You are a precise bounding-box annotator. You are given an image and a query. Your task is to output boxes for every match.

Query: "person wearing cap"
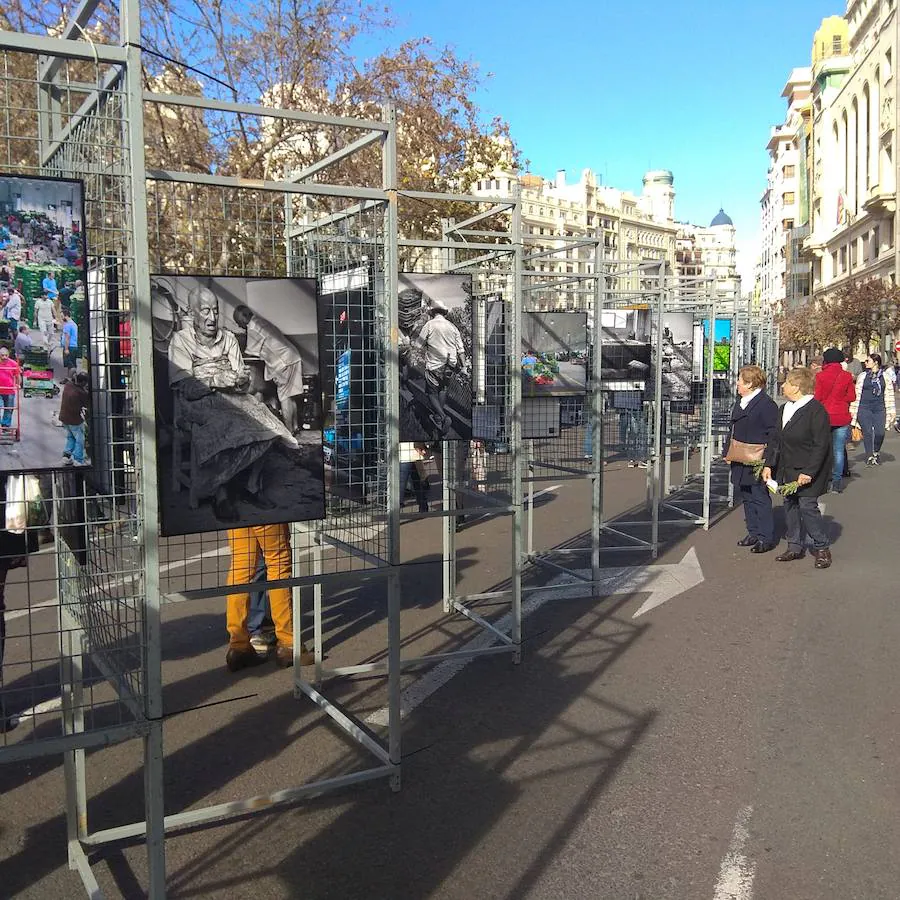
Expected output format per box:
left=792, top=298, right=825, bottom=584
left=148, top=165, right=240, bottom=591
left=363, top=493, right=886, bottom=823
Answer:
left=417, top=300, right=467, bottom=437
left=814, top=347, right=856, bottom=493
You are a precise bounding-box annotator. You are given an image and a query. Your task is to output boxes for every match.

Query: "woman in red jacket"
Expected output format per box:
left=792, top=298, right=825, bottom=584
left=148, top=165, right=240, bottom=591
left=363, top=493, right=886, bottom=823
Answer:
left=814, top=347, right=856, bottom=493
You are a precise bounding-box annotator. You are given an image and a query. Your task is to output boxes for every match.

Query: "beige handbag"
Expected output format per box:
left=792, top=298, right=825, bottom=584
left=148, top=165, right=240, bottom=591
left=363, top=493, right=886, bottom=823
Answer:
left=724, top=438, right=766, bottom=465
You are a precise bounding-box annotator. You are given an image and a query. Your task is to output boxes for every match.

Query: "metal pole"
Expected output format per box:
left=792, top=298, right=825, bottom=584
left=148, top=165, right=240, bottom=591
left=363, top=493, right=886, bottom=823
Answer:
left=511, top=185, right=523, bottom=663
left=650, top=263, right=665, bottom=558
left=590, top=240, right=603, bottom=594
left=703, top=287, right=717, bottom=529
left=382, top=103, right=402, bottom=783
left=121, top=0, right=166, bottom=892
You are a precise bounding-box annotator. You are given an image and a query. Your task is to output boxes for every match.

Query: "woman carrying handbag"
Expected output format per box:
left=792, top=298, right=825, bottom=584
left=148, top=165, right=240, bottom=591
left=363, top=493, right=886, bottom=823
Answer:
left=725, top=365, right=779, bottom=553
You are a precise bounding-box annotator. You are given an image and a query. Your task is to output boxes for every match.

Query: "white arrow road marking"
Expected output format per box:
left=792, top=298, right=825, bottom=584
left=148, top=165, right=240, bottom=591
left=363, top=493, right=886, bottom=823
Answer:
left=629, top=547, right=705, bottom=618
left=366, top=548, right=704, bottom=726
left=712, top=805, right=757, bottom=900
left=526, top=484, right=562, bottom=504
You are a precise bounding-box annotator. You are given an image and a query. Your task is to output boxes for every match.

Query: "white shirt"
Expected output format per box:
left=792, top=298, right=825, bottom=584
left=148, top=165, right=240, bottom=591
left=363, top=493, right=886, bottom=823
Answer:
left=739, top=388, right=761, bottom=410
left=417, top=314, right=465, bottom=371
left=782, top=394, right=814, bottom=426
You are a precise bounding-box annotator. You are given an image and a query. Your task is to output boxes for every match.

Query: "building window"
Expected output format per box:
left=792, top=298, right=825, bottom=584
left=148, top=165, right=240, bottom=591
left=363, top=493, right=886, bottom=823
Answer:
left=887, top=49, right=893, bottom=82
left=783, top=164, right=796, bottom=178
left=833, top=35, right=843, bottom=54
left=783, top=191, right=795, bottom=205
left=872, top=226, right=881, bottom=257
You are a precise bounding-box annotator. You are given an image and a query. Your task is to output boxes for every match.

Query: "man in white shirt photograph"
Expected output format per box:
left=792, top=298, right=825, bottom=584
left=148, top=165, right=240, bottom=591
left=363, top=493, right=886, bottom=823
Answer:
left=396, top=274, right=473, bottom=442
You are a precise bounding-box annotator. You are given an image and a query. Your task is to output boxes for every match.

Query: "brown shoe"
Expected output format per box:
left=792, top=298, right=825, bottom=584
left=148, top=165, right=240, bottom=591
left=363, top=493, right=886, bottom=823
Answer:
left=275, top=642, right=315, bottom=668
left=226, top=646, right=265, bottom=672
left=775, top=550, right=804, bottom=562
left=814, top=548, right=832, bottom=569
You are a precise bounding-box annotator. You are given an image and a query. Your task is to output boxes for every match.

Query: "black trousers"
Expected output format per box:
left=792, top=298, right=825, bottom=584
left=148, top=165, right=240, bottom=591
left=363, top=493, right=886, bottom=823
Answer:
left=784, top=495, right=829, bottom=552
left=739, top=482, right=775, bottom=544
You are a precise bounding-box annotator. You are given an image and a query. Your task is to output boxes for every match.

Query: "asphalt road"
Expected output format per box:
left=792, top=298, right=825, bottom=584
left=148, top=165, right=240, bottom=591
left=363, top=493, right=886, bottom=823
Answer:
left=2, top=433, right=900, bottom=898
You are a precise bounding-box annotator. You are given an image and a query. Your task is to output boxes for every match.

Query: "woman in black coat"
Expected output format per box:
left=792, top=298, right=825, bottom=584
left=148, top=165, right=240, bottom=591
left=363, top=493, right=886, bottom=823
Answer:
left=762, top=366, right=834, bottom=570
left=728, top=365, right=779, bottom=552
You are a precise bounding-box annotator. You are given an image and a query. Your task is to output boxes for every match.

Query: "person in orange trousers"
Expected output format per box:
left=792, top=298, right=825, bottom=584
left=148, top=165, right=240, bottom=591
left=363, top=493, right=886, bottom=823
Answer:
left=225, top=524, right=313, bottom=671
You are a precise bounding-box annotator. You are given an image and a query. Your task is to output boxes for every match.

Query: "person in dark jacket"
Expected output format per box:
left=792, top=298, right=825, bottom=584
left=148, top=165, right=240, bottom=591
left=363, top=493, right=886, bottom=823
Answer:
left=762, top=367, right=834, bottom=569
left=814, top=347, right=856, bottom=492
left=58, top=371, right=89, bottom=465
left=728, top=364, right=779, bottom=552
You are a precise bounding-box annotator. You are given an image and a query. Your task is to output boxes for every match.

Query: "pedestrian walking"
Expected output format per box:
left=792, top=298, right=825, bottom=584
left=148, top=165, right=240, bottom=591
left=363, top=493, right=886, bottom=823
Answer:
left=762, top=367, right=834, bottom=570
left=814, top=347, right=856, bottom=492
left=726, top=365, right=779, bottom=553
left=850, top=353, right=895, bottom=466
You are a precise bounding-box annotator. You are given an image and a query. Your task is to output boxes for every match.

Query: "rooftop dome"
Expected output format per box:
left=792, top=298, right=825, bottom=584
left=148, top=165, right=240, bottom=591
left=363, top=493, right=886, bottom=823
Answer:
left=710, top=208, right=733, bottom=227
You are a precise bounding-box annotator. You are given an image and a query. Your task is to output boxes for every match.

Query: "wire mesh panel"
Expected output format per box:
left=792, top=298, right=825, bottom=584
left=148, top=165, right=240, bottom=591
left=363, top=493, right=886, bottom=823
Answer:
left=0, top=47, right=152, bottom=757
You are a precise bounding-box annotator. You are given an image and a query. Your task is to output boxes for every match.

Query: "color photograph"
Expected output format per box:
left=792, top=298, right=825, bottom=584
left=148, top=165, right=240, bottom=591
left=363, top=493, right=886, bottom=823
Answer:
left=521, top=311, right=588, bottom=396
left=398, top=272, right=472, bottom=441
left=150, top=275, right=324, bottom=537
left=0, top=174, right=90, bottom=474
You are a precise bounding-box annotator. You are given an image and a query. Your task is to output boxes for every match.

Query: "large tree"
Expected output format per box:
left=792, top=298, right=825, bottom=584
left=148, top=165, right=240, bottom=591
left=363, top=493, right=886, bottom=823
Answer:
left=821, top=277, right=900, bottom=355
left=4, top=1, right=517, bottom=267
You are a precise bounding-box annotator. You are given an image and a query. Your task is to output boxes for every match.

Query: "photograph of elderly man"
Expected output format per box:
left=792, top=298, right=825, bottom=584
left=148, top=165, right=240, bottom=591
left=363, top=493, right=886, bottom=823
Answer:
left=152, top=275, right=324, bottom=536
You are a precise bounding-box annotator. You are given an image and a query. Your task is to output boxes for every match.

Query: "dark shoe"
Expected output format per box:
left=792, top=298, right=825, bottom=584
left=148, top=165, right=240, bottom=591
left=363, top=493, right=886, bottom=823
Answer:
left=455, top=515, right=467, bottom=532
left=418, top=502, right=429, bottom=513
left=775, top=550, right=804, bottom=562
left=828, top=481, right=843, bottom=494
left=814, top=548, right=832, bottom=569
left=872, top=453, right=881, bottom=466
left=275, top=642, right=315, bottom=668
left=865, top=455, right=876, bottom=466
left=226, top=647, right=265, bottom=672
left=751, top=541, right=777, bottom=554
left=737, top=535, right=758, bottom=547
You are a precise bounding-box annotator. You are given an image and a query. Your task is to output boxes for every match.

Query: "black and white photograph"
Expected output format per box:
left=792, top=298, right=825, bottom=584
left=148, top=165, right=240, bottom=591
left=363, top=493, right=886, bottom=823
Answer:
left=0, top=173, right=92, bottom=474
left=653, top=312, right=694, bottom=401
left=521, top=311, right=588, bottom=396
left=150, top=275, right=324, bottom=537
left=398, top=272, right=472, bottom=442
left=600, top=308, right=652, bottom=384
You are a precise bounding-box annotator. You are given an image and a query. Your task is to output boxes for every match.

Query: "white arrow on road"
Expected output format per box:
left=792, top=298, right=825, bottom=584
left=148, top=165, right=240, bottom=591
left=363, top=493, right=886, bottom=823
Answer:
left=548, top=547, right=704, bottom=618
left=365, top=547, right=704, bottom=726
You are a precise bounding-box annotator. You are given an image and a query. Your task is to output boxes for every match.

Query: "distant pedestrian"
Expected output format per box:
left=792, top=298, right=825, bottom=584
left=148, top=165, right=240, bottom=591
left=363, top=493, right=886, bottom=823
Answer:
left=59, top=371, right=89, bottom=465
left=2, top=286, right=21, bottom=338
left=850, top=353, right=895, bottom=466
left=0, top=348, right=19, bottom=431
left=60, top=308, right=78, bottom=371
left=13, top=325, right=31, bottom=363
left=845, top=352, right=864, bottom=379
left=32, top=293, right=55, bottom=347
left=814, top=348, right=856, bottom=492
left=762, top=367, right=833, bottom=570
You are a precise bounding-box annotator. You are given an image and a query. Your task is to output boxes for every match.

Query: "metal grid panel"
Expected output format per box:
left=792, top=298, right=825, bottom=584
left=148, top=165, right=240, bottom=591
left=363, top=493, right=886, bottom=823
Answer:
left=0, top=50, right=148, bottom=751
left=146, top=185, right=393, bottom=600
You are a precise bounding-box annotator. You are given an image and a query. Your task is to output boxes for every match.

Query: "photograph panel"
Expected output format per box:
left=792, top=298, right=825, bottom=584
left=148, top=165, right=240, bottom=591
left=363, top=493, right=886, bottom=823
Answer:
left=521, top=311, right=588, bottom=396
left=600, top=308, right=652, bottom=385
left=0, top=173, right=91, bottom=474
left=398, top=272, right=472, bottom=442
left=653, top=312, right=694, bottom=401
left=150, top=275, right=324, bottom=537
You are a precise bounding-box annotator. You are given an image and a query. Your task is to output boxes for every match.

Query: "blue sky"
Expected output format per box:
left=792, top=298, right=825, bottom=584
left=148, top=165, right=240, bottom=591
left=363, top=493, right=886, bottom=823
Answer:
left=354, top=0, right=843, bottom=286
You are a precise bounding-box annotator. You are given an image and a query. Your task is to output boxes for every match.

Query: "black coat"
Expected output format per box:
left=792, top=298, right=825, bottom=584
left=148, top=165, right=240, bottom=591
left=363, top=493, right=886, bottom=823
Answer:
left=727, top=391, right=780, bottom=487
left=764, top=398, right=833, bottom=498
